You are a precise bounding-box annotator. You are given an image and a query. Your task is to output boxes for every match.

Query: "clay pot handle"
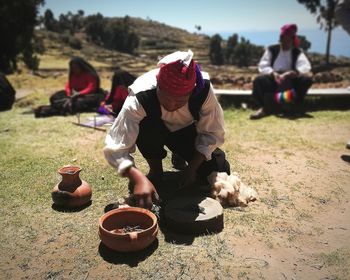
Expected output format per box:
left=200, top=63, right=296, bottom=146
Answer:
left=128, top=231, right=138, bottom=242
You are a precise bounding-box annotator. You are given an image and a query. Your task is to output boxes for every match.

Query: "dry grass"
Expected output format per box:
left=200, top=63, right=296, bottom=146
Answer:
left=1, top=28, right=350, bottom=279
left=0, top=94, right=349, bottom=279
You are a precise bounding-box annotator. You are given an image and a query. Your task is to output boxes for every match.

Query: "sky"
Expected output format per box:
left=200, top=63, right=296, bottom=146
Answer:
left=40, top=0, right=350, bottom=56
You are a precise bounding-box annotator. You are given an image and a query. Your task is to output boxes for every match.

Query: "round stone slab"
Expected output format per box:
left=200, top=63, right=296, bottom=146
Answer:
left=164, top=195, right=224, bottom=234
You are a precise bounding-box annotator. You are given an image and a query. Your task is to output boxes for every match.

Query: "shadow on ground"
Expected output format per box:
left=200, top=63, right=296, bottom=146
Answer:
left=152, top=171, right=220, bottom=245
left=98, top=239, right=159, bottom=267
left=104, top=171, right=219, bottom=247
left=220, top=95, right=350, bottom=113
left=51, top=201, right=92, bottom=212
left=274, top=111, right=314, bottom=120
left=341, top=154, right=350, bottom=163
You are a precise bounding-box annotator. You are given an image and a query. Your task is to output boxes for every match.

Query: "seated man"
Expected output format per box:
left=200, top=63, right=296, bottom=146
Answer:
left=104, top=50, right=230, bottom=209
left=250, top=24, right=313, bottom=119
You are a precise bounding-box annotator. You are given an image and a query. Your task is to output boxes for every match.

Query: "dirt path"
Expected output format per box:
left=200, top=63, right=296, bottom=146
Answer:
left=221, top=116, right=350, bottom=279
left=1, top=107, right=349, bottom=280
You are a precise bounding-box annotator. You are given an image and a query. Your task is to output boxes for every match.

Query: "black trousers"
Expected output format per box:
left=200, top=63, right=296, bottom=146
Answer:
left=252, top=74, right=313, bottom=110
left=136, top=117, right=230, bottom=181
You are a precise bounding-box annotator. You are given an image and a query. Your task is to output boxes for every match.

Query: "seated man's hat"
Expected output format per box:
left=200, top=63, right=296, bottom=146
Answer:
left=280, top=23, right=300, bottom=47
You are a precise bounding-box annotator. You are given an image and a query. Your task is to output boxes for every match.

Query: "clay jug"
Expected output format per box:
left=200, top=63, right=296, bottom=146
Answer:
left=52, top=165, right=92, bottom=208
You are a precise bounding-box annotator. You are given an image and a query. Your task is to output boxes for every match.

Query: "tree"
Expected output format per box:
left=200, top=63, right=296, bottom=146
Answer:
left=209, top=34, right=224, bottom=65
left=223, top=34, right=264, bottom=67
left=226, top=33, right=239, bottom=63
left=85, top=13, right=106, bottom=43
left=298, top=35, right=312, bottom=52
left=58, top=12, right=74, bottom=34
left=86, top=15, right=139, bottom=54
left=0, top=0, right=45, bottom=73
left=71, top=10, right=85, bottom=33
left=102, top=18, right=139, bottom=54
left=195, top=25, right=202, bottom=32
left=297, top=0, right=339, bottom=64
left=43, top=9, right=56, bottom=31
left=232, top=37, right=254, bottom=67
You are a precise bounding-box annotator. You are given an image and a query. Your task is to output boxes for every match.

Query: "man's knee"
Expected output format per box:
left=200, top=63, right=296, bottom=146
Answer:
left=253, top=74, right=272, bottom=87
left=136, top=136, right=167, bottom=160
left=300, top=75, right=313, bottom=87
left=137, top=119, right=167, bottom=160
left=295, top=75, right=313, bottom=89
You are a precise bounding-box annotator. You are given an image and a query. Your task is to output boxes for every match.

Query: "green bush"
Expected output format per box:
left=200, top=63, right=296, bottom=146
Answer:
left=210, top=33, right=264, bottom=67
left=68, top=36, right=82, bottom=50
left=209, top=34, right=224, bottom=65
left=85, top=15, right=139, bottom=54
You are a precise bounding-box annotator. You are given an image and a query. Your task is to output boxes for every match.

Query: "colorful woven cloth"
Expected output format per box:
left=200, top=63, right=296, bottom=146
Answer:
left=274, top=88, right=296, bottom=104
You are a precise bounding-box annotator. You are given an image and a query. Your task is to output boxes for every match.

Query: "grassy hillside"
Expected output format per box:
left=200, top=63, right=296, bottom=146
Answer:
left=128, top=17, right=211, bottom=64
left=8, top=16, right=350, bottom=98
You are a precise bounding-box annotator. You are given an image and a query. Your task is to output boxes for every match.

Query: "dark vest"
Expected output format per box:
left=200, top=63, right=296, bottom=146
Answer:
left=268, top=44, right=302, bottom=71
left=136, top=79, right=211, bottom=121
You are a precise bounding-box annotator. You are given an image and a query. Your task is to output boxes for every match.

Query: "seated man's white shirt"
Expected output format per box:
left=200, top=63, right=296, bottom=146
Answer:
left=258, top=48, right=311, bottom=74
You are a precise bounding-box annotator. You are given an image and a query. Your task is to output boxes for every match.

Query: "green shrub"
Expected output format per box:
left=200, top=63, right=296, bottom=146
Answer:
left=68, top=36, right=82, bottom=50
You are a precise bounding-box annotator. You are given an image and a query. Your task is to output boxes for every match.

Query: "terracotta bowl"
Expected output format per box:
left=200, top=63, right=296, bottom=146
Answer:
left=99, top=207, right=158, bottom=252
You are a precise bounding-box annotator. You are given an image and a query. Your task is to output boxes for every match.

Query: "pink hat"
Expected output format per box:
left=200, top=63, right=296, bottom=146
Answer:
left=280, top=24, right=300, bottom=47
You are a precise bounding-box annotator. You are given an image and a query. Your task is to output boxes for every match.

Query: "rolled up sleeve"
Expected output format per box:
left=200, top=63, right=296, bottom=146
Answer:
left=103, top=95, right=146, bottom=175
left=258, top=49, right=274, bottom=74
left=296, top=52, right=312, bottom=74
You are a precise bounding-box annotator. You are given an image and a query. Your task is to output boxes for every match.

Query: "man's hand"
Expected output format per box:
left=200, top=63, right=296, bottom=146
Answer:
left=273, top=71, right=298, bottom=86
left=272, top=72, right=283, bottom=85
left=124, top=166, right=160, bottom=209
left=281, top=70, right=298, bottom=80
left=181, top=150, right=205, bottom=189
left=133, top=178, right=160, bottom=209
left=71, top=89, right=80, bottom=99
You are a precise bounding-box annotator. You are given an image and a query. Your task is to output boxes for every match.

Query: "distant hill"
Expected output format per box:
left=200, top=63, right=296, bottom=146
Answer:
left=126, top=17, right=211, bottom=64
left=36, top=16, right=213, bottom=74
left=35, top=16, right=350, bottom=89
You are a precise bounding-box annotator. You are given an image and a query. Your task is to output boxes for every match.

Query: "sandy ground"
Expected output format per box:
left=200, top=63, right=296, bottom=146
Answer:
left=230, top=148, right=350, bottom=279
left=0, top=103, right=349, bottom=280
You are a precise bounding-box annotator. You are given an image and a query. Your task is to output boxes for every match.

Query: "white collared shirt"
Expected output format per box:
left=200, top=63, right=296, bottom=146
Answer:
left=104, top=69, right=226, bottom=175
left=258, top=47, right=312, bottom=74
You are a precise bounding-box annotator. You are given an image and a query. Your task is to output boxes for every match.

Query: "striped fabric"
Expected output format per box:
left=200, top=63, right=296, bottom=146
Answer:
left=274, top=88, right=296, bottom=104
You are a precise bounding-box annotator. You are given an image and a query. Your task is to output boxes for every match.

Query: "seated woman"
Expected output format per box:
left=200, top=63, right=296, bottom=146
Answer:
left=35, top=57, right=105, bottom=117
left=98, top=69, right=136, bottom=116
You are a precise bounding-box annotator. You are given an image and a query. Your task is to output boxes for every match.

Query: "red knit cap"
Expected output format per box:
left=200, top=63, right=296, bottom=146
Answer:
left=281, top=24, right=297, bottom=37
left=280, top=24, right=300, bottom=47
left=156, top=59, right=196, bottom=96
